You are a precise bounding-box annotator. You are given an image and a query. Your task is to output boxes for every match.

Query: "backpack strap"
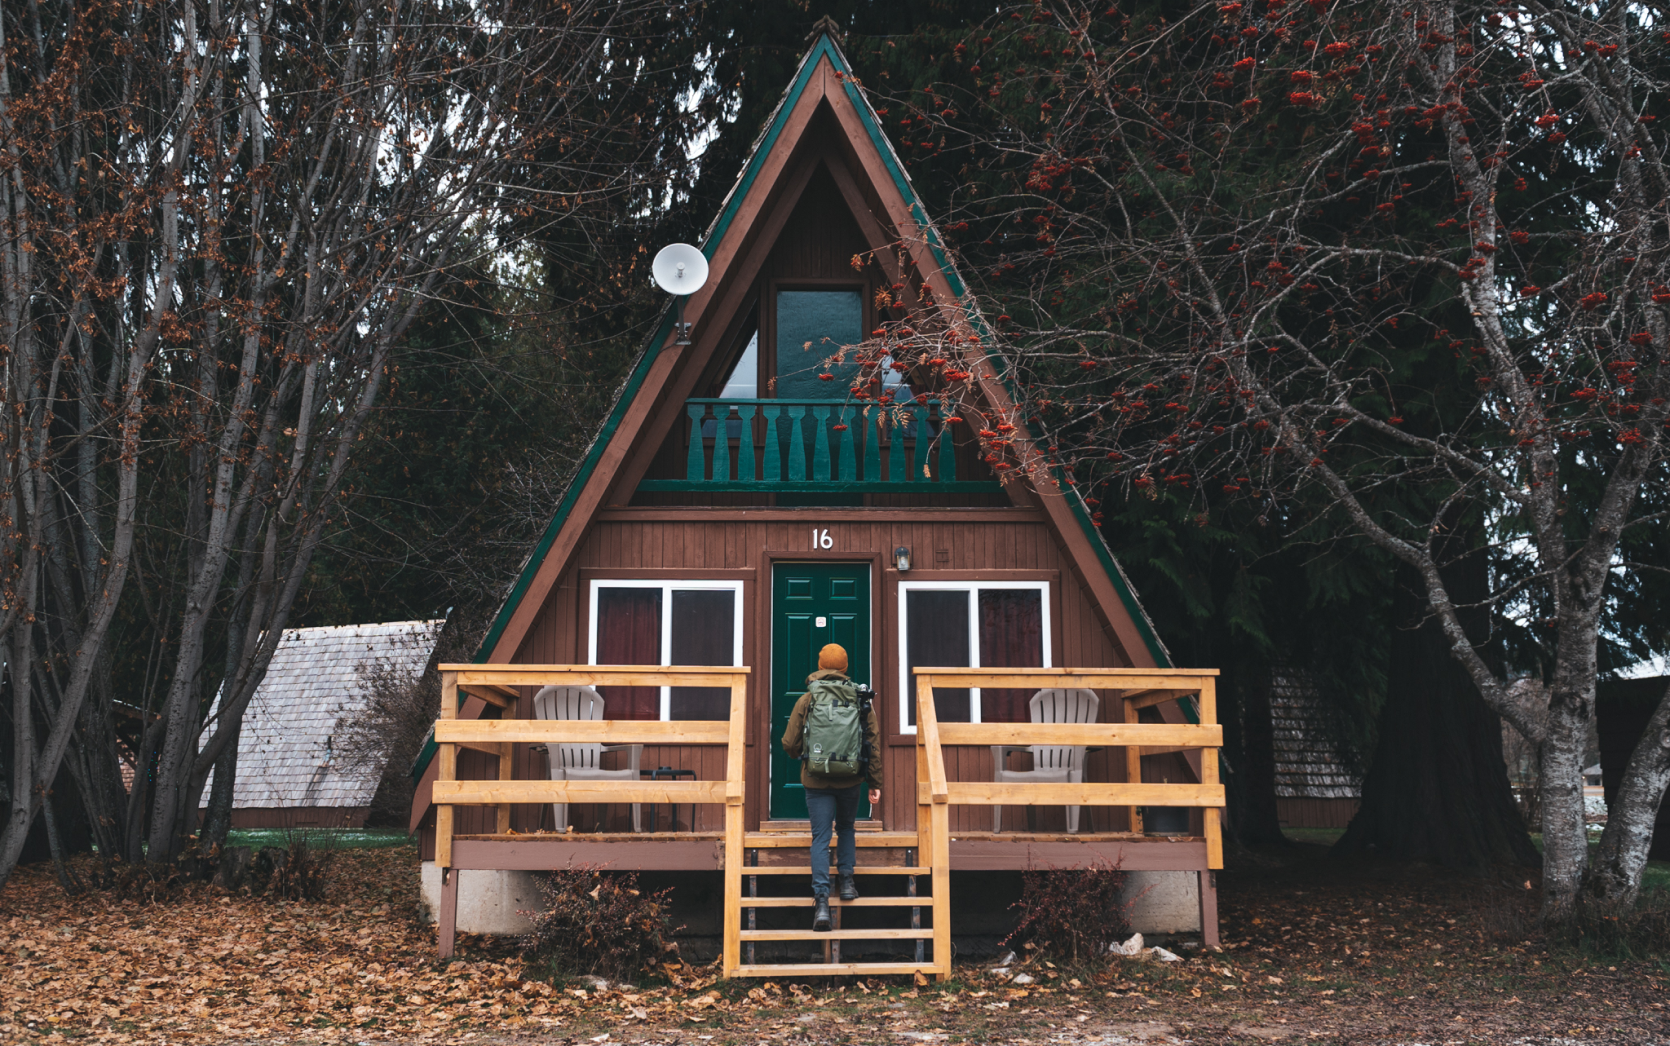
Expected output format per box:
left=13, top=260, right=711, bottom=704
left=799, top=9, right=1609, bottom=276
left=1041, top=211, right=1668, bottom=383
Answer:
left=856, top=683, right=873, bottom=769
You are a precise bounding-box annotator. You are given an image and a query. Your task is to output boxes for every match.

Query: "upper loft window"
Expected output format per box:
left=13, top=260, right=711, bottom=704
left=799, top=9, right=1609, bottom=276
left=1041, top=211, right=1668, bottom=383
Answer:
left=774, top=289, right=862, bottom=398
left=717, top=331, right=759, bottom=399
left=714, top=287, right=910, bottom=402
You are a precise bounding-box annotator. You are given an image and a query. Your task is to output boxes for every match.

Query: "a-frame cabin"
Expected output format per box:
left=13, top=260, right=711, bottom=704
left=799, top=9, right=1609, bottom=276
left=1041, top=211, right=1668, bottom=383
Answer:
left=411, top=28, right=1224, bottom=978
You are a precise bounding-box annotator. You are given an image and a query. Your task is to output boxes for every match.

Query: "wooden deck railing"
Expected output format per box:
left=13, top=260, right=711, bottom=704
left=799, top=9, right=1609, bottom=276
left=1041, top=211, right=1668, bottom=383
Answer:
left=430, top=664, right=749, bottom=964
left=431, top=664, right=1220, bottom=970
left=914, top=667, right=1225, bottom=963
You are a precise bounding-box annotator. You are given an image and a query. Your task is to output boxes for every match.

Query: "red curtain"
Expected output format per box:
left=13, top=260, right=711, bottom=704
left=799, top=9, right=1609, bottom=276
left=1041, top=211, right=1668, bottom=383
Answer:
left=978, top=589, right=1043, bottom=723
left=595, top=587, right=661, bottom=720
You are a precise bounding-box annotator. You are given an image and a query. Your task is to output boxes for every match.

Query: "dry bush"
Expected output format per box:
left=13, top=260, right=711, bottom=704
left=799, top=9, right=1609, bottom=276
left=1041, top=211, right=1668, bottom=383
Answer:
left=335, top=615, right=488, bottom=825
left=522, top=866, right=681, bottom=982
left=259, top=836, right=333, bottom=902
left=1001, top=860, right=1133, bottom=963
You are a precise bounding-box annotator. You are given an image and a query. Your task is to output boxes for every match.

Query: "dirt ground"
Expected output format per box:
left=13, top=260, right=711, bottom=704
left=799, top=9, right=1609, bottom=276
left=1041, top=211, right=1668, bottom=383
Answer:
left=1, top=842, right=1664, bottom=1045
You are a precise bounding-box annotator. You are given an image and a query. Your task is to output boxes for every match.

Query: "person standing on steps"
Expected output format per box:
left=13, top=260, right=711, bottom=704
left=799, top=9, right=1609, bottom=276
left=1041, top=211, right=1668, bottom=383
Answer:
left=780, top=643, right=883, bottom=933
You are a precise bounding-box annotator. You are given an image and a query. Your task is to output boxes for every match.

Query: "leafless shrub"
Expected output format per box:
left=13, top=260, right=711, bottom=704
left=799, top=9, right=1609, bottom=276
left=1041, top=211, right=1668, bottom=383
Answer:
left=259, top=836, right=333, bottom=902
left=522, top=865, right=682, bottom=983
left=1001, top=859, right=1133, bottom=963
left=336, top=615, right=490, bottom=825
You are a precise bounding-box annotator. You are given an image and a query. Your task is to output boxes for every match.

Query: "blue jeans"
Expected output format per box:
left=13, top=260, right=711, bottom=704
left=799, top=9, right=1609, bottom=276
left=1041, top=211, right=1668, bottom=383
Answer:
left=806, top=783, right=862, bottom=899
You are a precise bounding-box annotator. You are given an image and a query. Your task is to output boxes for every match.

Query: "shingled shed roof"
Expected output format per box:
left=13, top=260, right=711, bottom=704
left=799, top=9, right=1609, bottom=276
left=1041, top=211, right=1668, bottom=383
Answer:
left=210, top=620, right=442, bottom=811
left=1270, top=666, right=1362, bottom=800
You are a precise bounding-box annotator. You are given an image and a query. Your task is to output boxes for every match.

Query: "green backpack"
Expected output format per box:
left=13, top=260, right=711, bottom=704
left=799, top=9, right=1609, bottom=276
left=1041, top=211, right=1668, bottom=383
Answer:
left=801, top=678, right=870, bottom=777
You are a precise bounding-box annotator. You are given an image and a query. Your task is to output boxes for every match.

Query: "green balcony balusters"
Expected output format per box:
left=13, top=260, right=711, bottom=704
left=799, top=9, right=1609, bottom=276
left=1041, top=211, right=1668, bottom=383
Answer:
left=649, top=398, right=1001, bottom=494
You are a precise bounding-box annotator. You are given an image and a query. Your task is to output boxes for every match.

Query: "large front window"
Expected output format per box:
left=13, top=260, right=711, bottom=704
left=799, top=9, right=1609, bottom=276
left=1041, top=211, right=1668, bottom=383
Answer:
left=588, top=580, right=744, bottom=720
left=897, top=582, right=1050, bottom=732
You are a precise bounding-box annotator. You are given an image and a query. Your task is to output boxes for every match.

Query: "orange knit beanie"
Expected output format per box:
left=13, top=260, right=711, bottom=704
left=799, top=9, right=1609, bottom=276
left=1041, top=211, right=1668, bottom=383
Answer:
left=817, top=643, right=849, bottom=672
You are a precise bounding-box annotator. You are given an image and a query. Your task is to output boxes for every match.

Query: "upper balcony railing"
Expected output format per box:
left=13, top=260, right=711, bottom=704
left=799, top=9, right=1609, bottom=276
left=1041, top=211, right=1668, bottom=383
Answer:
left=635, top=398, right=1003, bottom=493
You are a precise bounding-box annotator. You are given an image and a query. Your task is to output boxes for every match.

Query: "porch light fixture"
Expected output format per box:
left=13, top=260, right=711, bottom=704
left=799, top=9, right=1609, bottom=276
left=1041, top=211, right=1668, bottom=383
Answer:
left=894, top=546, right=912, bottom=572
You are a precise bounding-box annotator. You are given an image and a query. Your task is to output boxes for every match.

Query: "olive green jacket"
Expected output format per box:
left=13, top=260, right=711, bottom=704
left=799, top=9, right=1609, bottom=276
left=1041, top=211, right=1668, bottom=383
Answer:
left=780, top=669, right=884, bottom=791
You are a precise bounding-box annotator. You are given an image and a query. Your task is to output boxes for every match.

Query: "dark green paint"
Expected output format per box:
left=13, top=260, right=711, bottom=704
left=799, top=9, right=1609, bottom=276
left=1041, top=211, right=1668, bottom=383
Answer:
left=769, top=563, right=871, bottom=820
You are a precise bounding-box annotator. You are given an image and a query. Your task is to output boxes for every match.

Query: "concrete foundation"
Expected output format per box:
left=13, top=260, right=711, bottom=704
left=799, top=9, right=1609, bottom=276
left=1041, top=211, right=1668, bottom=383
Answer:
left=419, top=862, right=540, bottom=935
left=1122, top=870, right=1201, bottom=934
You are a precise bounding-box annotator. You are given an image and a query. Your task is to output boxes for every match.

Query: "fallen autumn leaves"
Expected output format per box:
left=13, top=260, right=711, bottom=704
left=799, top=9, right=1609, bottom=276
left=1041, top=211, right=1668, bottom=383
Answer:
left=3, top=842, right=1669, bottom=1044
left=2, top=847, right=556, bottom=1041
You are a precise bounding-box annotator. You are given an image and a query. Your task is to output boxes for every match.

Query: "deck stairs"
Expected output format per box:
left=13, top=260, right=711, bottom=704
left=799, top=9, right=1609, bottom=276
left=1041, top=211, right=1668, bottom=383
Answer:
left=726, top=829, right=948, bottom=978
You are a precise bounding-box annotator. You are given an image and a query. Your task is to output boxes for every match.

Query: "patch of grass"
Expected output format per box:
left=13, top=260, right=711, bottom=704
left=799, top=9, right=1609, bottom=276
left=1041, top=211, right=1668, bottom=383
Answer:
left=1640, top=860, right=1670, bottom=896
left=226, top=827, right=414, bottom=850
left=1281, top=827, right=1345, bottom=846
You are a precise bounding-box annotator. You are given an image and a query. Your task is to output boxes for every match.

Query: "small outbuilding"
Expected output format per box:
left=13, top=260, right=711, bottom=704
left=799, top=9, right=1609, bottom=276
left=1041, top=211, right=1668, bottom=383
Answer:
left=1270, top=667, right=1363, bottom=830
left=207, top=619, right=443, bottom=830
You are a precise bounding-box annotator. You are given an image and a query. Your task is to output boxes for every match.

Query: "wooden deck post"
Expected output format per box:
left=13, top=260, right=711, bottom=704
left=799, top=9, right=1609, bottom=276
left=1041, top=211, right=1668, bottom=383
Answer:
left=496, top=683, right=516, bottom=834
left=1123, top=696, right=1144, bottom=835
left=439, top=867, right=459, bottom=960
left=1198, top=870, right=1219, bottom=949
left=722, top=672, right=748, bottom=978
left=1198, top=678, right=1223, bottom=871
left=437, top=671, right=458, bottom=871
left=917, top=675, right=952, bottom=981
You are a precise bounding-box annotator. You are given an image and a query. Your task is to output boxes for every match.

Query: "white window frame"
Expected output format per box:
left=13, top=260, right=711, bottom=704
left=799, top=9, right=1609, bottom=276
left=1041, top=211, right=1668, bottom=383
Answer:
left=896, top=580, right=1052, bottom=734
left=587, top=579, right=746, bottom=721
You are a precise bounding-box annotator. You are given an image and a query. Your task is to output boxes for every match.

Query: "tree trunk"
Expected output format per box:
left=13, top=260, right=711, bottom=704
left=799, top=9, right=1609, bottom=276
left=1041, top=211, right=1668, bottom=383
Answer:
left=200, top=721, right=239, bottom=850
left=1582, top=679, right=1670, bottom=914
left=1224, top=659, right=1287, bottom=848
left=1336, top=557, right=1538, bottom=870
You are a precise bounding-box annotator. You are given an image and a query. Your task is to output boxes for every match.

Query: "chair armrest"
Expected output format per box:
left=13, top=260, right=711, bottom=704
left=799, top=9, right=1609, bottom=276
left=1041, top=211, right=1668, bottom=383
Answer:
left=600, top=743, right=643, bottom=773
left=991, top=745, right=1027, bottom=775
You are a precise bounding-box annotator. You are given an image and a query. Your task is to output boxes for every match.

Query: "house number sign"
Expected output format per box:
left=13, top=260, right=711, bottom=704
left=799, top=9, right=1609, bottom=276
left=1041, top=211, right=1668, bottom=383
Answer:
left=811, top=528, right=833, bottom=549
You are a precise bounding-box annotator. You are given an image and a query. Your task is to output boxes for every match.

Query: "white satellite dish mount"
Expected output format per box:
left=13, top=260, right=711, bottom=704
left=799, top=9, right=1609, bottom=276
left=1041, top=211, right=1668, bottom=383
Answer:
left=652, top=243, right=709, bottom=346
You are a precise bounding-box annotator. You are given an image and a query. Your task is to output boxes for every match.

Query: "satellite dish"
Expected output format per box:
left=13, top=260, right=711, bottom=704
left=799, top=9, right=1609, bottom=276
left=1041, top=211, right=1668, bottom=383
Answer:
left=652, top=243, right=709, bottom=295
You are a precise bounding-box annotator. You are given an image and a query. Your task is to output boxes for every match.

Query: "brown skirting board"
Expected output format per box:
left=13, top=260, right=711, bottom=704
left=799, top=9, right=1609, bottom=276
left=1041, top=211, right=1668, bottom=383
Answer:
left=443, top=834, right=1207, bottom=873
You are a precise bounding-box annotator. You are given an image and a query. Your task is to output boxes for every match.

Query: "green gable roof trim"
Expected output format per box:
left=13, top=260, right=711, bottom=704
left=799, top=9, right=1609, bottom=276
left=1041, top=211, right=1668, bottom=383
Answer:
left=412, top=31, right=1171, bottom=784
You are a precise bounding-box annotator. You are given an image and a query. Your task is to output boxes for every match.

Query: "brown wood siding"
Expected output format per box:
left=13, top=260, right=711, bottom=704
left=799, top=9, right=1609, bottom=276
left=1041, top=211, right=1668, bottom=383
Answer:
left=228, top=807, right=369, bottom=830
left=449, top=512, right=1137, bottom=836
left=764, top=162, right=868, bottom=282
left=1276, top=796, right=1360, bottom=830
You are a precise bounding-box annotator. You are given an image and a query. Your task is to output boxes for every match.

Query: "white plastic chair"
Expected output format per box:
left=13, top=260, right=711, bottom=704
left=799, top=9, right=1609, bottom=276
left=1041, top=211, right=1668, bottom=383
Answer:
left=990, top=688, right=1101, bottom=833
left=534, top=685, right=643, bottom=833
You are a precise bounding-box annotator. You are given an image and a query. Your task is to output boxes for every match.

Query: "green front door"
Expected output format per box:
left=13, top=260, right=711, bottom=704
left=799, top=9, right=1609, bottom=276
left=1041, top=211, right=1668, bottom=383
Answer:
left=770, top=562, right=871, bottom=820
